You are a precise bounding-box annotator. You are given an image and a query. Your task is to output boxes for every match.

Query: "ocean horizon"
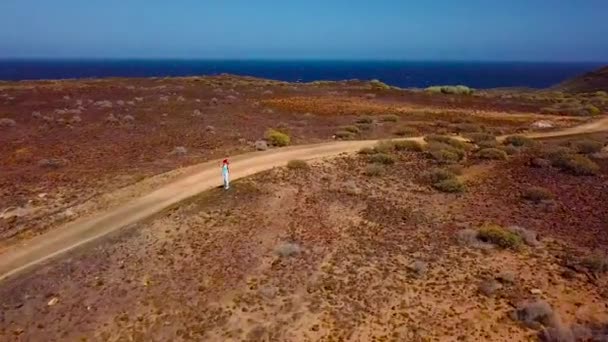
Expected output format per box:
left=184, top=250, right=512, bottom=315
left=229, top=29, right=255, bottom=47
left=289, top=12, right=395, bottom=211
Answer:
left=0, top=59, right=604, bottom=89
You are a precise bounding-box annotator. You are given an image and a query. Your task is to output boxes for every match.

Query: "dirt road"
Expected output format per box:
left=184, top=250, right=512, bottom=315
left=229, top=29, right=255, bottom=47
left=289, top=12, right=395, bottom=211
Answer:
left=1, top=116, right=607, bottom=282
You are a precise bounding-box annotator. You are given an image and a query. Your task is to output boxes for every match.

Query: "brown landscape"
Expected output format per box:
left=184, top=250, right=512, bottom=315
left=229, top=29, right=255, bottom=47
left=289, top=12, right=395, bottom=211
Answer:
left=1, top=72, right=608, bottom=341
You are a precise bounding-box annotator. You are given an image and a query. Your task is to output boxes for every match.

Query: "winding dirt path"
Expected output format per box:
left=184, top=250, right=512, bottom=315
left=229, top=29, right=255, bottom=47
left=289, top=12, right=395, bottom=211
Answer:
left=1, top=117, right=608, bottom=282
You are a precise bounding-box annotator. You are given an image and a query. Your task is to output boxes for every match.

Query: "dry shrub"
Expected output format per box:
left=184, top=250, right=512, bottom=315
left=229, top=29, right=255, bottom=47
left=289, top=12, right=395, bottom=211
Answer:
left=380, top=114, right=399, bottom=122
left=427, top=168, right=456, bottom=184
left=569, top=139, right=604, bottom=154
left=335, top=130, right=356, bottom=140
left=356, top=117, right=373, bottom=124
left=477, top=148, right=508, bottom=160
left=433, top=178, right=466, bottom=193
left=425, top=134, right=471, bottom=150
left=358, top=147, right=375, bottom=155
left=364, top=164, right=384, bottom=176
left=393, top=126, right=418, bottom=137
left=369, top=153, right=395, bottom=165
left=340, top=125, right=361, bottom=134
left=393, top=140, right=423, bottom=152
left=455, top=123, right=482, bottom=133
left=374, top=140, right=395, bottom=153
left=427, top=142, right=465, bottom=163
left=466, top=132, right=496, bottom=143
left=504, top=135, right=537, bottom=147
left=287, top=159, right=309, bottom=170
left=513, top=300, right=556, bottom=328
left=581, top=252, right=608, bottom=274
left=522, top=186, right=554, bottom=203
left=558, top=154, right=599, bottom=175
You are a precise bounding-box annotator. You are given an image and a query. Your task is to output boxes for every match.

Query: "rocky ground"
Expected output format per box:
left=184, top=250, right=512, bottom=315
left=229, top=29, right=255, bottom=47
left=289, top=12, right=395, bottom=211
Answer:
left=1, top=135, right=607, bottom=341
left=0, top=75, right=591, bottom=246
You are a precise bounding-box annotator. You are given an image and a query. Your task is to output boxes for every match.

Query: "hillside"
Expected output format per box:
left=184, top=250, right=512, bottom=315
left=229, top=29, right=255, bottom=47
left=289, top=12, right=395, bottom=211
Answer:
left=556, top=65, right=608, bottom=93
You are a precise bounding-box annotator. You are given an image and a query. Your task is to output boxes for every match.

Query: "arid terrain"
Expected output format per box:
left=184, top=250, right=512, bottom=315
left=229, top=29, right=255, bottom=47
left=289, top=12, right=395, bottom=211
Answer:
left=1, top=74, right=608, bottom=341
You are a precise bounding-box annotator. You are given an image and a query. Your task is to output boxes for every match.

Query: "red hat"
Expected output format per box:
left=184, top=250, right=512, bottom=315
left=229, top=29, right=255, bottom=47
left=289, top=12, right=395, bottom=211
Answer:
left=222, top=159, right=229, bottom=164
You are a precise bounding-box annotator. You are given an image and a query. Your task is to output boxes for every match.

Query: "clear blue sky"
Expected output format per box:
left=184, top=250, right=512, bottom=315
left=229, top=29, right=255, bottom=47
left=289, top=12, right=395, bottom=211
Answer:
left=1, top=0, right=607, bottom=61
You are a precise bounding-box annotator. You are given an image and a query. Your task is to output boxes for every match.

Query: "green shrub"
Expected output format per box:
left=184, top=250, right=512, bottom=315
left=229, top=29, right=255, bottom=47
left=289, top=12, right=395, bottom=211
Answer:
left=477, top=224, right=522, bottom=249
left=369, top=153, right=395, bottom=165
left=266, top=129, right=291, bottom=146
left=393, top=140, right=423, bottom=152
left=340, top=125, right=361, bottom=134
left=504, top=135, right=536, bottom=147
left=364, top=164, right=384, bottom=176
left=358, top=147, right=375, bottom=155
left=393, top=126, right=418, bottom=137
left=570, top=139, right=604, bottom=154
left=335, top=130, right=356, bottom=140
left=287, top=159, right=309, bottom=170
left=477, top=148, right=508, bottom=160
left=584, top=104, right=601, bottom=116
left=433, top=178, right=466, bottom=193
left=522, top=186, right=554, bottom=203
left=427, top=168, right=456, bottom=183
left=558, top=155, right=600, bottom=175
left=356, top=117, right=373, bottom=124
left=380, top=114, right=399, bottom=122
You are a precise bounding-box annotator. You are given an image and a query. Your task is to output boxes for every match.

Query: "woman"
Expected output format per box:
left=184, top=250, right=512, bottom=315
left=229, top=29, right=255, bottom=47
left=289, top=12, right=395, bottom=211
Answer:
left=222, top=159, right=230, bottom=190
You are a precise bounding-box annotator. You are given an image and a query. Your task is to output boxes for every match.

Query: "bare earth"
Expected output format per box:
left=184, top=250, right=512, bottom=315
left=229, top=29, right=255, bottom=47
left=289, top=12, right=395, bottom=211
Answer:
left=1, top=76, right=608, bottom=341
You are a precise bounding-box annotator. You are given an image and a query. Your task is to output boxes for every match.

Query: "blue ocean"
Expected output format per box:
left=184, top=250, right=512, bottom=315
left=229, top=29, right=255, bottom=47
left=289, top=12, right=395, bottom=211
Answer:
left=0, top=60, right=603, bottom=89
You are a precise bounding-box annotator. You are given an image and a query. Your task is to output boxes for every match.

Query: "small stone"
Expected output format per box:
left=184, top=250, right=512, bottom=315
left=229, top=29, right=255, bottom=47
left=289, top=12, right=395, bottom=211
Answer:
left=254, top=140, right=268, bottom=151
left=47, top=297, right=59, bottom=306
left=530, top=288, right=543, bottom=295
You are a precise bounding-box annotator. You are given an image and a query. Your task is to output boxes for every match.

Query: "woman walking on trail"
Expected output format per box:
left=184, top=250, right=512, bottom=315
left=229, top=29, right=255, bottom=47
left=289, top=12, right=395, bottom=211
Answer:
left=222, top=159, right=230, bottom=190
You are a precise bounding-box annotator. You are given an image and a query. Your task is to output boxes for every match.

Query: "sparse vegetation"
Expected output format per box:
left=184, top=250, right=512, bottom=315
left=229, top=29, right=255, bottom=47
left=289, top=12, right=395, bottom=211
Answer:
left=477, top=148, right=508, bottom=160
left=522, top=186, right=554, bottom=203
left=170, top=146, right=188, bottom=156
left=265, top=129, right=291, bottom=146
left=287, top=159, right=309, bottom=170
left=425, top=85, right=474, bottom=95
left=477, top=224, right=523, bottom=249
